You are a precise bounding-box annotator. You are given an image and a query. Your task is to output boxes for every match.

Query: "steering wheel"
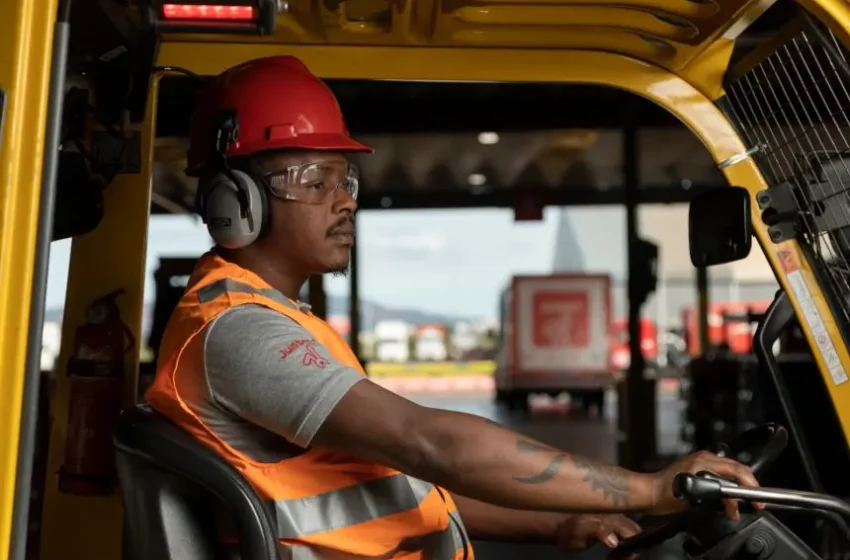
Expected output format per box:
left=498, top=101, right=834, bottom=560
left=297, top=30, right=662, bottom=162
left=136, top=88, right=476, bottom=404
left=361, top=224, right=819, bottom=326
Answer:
left=613, top=423, right=789, bottom=556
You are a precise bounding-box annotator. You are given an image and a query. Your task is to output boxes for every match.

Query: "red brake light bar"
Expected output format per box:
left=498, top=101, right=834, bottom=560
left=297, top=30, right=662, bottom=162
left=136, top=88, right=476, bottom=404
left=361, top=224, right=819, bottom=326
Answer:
left=161, top=4, right=256, bottom=21
left=145, top=0, right=276, bottom=35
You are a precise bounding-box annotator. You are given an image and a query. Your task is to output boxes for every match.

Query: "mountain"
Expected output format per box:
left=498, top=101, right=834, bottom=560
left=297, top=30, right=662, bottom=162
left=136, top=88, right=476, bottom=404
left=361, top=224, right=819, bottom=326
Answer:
left=324, top=296, right=473, bottom=328
left=43, top=296, right=474, bottom=337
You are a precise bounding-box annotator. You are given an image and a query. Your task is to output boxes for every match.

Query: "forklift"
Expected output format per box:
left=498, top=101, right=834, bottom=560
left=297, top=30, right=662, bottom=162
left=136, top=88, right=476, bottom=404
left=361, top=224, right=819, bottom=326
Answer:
left=6, top=0, right=850, bottom=559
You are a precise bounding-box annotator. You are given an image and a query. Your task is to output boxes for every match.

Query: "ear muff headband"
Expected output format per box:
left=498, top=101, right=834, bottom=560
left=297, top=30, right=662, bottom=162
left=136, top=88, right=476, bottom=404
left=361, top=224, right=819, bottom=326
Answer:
left=196, top=110, right=271, bottom=249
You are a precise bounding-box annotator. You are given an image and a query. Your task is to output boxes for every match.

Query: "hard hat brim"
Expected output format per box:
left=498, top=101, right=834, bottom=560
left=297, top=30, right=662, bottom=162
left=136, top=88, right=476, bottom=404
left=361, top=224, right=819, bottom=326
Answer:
left=230, top=132, right=374, bottom=158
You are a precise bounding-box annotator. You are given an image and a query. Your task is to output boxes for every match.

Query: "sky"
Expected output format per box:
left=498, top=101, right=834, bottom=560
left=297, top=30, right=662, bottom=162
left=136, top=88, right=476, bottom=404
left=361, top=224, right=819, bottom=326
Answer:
left=44, top=206, right=631, bottom=319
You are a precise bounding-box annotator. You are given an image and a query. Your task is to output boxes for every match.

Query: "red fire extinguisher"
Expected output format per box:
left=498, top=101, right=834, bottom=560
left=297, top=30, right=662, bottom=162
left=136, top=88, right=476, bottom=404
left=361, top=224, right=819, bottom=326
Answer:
left=59, top=289, right=135, bottom=496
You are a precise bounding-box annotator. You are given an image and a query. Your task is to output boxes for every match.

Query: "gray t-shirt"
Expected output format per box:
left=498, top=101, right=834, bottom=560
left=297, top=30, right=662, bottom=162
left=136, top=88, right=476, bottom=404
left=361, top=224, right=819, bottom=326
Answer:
left=181, top=303, right=364, bottom=456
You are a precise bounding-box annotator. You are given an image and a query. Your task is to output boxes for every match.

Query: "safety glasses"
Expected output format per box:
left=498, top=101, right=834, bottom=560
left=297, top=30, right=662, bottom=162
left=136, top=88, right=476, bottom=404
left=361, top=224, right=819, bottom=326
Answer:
left=261, top=160, right=359, bottom=205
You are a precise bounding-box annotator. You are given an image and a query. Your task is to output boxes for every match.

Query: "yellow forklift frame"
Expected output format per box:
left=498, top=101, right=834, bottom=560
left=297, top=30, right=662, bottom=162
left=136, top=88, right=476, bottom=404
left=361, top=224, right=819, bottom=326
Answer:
left=0, top=0, right=60, bottom=557
left=3, top=0, right=850, bottom=559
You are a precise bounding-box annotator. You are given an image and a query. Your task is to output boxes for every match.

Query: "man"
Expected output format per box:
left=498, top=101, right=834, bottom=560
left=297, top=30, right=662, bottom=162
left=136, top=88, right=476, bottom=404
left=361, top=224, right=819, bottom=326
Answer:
left=146, top=56, right=759, bottom=560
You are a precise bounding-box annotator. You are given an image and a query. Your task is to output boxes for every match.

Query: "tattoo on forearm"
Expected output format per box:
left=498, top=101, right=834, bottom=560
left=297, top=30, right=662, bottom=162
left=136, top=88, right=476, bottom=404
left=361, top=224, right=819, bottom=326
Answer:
left=512, top=437, right=564, bottom=484
left=571, top=455, right=631, bottom=507
left=511, top=437, right=631, bottom=506
left=513, top=453, right=568, bottom=484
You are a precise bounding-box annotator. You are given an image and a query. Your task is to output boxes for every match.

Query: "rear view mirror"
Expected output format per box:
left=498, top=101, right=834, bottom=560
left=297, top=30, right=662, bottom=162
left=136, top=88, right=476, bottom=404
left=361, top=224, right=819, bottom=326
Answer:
left=52, top=151, right=104, bottom=241
left=689, top=186, right=752, bottom=267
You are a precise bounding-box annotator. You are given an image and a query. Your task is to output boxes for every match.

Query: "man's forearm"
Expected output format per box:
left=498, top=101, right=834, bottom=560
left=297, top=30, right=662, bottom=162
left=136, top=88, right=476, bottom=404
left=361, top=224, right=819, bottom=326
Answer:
left=415, top=412, right=657, bottom=514
left=451, top=493, right=566, bottom=543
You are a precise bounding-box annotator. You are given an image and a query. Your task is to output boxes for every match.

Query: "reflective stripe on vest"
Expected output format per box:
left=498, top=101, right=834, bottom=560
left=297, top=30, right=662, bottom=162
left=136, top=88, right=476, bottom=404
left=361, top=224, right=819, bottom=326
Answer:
left=148, top=254, right=471, bottom=559
left=197, top=278, right=299, bottom=309
left=272, top=473, right=433, bottom=538
left=280, top=509, right=467, bottom=559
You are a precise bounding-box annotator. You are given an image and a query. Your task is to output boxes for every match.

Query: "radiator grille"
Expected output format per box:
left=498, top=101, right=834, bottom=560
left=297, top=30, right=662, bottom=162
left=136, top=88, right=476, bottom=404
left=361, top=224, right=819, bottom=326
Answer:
left=721, top=14, right=850, bottom=333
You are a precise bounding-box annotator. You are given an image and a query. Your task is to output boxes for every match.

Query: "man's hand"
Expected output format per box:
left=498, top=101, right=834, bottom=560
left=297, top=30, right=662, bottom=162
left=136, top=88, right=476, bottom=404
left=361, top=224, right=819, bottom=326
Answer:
left=649, top=451, right=761, bottom=519
left=555, top=514, right=641, bottom=550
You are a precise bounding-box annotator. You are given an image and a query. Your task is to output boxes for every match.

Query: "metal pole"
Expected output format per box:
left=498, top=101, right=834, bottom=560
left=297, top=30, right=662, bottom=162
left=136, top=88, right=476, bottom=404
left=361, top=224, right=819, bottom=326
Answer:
left=657, top=281, right=668, bottom=369
left=308, top=275, right=327, bottom=320
left=11, top=2, right=70, bottom=557
left=618, top=121, right=657, bottom=471
left=625, top=123, right=645, bottom=386
left=349, top=217, right=362, bottom=365
left=696, top=267, right=710, bottom=354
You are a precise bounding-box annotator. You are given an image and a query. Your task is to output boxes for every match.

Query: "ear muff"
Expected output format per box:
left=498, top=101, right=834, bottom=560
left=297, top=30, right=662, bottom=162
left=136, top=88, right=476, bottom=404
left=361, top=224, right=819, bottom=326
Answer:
left=198, top=169, right=270, bottom=249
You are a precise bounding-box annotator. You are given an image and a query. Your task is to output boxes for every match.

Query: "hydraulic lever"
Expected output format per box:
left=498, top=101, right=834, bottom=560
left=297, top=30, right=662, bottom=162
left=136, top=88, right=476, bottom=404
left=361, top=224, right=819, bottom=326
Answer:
left=674, top=472, right=850, bottom=519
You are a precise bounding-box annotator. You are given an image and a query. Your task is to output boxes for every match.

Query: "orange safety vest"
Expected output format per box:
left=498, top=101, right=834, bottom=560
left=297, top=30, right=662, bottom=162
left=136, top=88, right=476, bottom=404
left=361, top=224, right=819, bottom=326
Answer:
left=146, top=252, right=473, bottom=559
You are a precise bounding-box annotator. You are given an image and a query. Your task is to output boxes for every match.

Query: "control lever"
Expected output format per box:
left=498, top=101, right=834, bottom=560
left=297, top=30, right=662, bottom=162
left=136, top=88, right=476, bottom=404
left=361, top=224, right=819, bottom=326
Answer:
left=674, top=473, right=850, bottom=518
left=673, top=471, right=738, bottom=506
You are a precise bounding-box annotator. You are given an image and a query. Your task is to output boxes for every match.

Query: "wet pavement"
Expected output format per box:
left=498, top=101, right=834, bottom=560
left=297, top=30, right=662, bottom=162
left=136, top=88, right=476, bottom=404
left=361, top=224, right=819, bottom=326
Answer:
left=401, top=388, right=687, bottom=560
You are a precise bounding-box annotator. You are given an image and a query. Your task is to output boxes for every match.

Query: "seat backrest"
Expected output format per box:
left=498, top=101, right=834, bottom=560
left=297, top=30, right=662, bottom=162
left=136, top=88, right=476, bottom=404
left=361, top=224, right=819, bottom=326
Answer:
left=114, top=404, right=278, bottom=560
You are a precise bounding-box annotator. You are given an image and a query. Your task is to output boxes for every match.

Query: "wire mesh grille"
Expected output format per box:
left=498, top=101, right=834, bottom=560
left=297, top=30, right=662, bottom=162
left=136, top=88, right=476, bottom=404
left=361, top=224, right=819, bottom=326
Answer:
left=722, top=15, right=850, bottom=333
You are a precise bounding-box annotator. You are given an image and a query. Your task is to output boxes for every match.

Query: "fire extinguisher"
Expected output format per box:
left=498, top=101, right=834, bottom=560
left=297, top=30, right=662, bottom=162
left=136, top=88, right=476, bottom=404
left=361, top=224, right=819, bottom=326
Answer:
left=59, top=289, right=135, bottom=496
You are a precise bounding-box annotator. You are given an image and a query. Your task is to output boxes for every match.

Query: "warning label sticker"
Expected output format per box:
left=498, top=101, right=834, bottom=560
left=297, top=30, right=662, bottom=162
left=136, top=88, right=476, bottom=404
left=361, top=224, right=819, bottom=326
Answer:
left=786, top=270, right=848, bottom=386
left=777, top=249, right=799, bottom=274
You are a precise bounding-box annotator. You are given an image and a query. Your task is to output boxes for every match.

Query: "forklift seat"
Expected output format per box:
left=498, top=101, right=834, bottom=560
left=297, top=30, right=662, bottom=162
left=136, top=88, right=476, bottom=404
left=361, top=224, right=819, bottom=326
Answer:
left=114, top=404, right=279, bottom=560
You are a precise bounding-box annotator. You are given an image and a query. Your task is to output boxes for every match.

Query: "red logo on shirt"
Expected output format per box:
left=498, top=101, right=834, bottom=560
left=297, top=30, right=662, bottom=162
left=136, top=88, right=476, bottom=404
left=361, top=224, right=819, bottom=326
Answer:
left=302, top=344, right=329, bottom=369
left=280, top=339, right=329, bottom=369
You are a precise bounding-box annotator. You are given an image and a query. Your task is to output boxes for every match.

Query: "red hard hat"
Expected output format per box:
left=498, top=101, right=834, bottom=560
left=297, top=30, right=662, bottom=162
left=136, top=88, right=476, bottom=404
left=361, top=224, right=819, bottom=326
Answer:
left=186, top=56, right=371, bottom=175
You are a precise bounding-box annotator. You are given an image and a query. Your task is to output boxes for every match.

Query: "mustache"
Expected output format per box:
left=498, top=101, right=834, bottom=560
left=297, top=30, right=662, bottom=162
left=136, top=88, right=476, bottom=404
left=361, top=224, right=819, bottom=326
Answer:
left=326, top=217, right=354, bottom=236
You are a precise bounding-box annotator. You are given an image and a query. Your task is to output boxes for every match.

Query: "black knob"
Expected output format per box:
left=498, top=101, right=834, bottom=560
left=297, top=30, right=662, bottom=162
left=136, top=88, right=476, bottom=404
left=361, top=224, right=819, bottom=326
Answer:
left=746, top=537, right=765, bottom=555
left=745, top=533, right=775, bottom=559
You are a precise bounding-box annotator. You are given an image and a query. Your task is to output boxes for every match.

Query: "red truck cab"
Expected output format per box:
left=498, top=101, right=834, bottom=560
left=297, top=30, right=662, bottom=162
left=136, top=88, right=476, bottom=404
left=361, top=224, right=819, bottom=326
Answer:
left=681, top=301, right=772, bottom=355
left=609, top=317, right=658, bottom=370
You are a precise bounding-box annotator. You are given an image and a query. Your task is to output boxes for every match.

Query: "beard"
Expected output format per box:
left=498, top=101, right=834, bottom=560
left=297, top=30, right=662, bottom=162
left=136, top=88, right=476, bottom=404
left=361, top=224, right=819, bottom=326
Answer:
left=327, top=262, right=350, bottom=278
left=325, top=216, right=354, bottom=278
left=324, top=250, right=351, bottom=277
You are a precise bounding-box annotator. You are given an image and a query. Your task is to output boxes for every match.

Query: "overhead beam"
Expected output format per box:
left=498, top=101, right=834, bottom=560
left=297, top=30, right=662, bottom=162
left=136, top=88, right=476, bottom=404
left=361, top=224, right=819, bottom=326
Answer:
left=148, top=183, right=714, bottom=215
left=354, top=183, right=717, bottom=210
